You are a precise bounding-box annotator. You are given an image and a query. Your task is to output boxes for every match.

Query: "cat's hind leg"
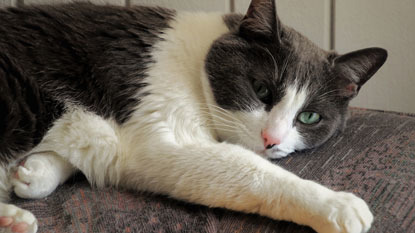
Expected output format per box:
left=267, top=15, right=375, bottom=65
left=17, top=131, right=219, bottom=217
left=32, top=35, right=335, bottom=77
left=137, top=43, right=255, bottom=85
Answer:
left=11, top=152, right=76, bottom=199
left=26, top=108, right=121, bottom=188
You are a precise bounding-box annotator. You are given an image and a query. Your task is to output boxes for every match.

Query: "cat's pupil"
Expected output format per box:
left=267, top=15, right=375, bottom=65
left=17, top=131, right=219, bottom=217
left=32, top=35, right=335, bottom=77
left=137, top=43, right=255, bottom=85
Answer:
left=253, top=81, right=271, bottom=104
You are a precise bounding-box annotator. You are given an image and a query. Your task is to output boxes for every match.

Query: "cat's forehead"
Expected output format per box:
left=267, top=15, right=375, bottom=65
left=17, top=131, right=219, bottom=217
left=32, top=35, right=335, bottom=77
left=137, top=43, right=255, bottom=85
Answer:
left=222, top=14, right=331, bottom=82
left=263, top=33, right=332, bottom=98
left=276, top=28, right=329, bottom=74
left=205, top=24, right=336, bottom=112
left=248, top=27, right=331, bottom=81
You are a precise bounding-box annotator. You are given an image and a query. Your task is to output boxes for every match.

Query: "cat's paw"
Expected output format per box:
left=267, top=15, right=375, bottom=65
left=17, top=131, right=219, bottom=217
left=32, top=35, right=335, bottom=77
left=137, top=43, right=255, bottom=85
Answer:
left=316, top=192, right=373, bottom=233
left=0, top=203, right=37, bottom=233
left=11, top=154, right=61, bottom=199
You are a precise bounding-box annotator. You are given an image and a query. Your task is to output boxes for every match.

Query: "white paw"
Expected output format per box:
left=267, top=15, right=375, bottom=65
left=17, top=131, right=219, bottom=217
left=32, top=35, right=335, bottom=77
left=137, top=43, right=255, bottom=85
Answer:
left=0, top=203, right=37, bottom=233
left=316, top=192, right=373, bottom=233
left=11, top=154, right=62, bottom=199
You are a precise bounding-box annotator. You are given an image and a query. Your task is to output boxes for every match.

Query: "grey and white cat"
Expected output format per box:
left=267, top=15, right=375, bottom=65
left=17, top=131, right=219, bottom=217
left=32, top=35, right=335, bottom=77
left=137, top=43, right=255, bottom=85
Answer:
left=0, top=0, right=387, bottom=233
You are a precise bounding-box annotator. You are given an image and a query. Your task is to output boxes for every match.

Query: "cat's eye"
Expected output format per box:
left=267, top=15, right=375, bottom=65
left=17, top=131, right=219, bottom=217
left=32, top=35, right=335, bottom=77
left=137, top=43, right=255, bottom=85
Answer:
left=253, top=81, right=271, bottom=103
left=298, top=112, right=321, bottom=125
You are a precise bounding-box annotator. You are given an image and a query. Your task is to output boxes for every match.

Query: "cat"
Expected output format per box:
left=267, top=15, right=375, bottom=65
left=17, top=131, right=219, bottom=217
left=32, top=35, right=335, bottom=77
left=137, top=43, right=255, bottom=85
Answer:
left=0, top=0, right=387, bottom=233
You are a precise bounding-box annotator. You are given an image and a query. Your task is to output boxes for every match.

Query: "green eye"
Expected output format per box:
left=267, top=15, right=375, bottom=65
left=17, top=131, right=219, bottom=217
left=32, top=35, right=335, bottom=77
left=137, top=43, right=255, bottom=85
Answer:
left=298, top=112, right=321, bottom=125
left=253, top=81, right=271, bottom=103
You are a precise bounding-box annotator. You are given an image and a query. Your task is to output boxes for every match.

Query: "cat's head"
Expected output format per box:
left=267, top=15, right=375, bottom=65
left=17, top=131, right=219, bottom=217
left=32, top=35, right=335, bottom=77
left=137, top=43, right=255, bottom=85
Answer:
left=204, top=0, right=387, bottom=159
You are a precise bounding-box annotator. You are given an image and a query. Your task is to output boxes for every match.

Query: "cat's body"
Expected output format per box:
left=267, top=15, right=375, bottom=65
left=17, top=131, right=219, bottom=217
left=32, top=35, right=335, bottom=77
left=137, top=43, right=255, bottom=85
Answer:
left=0, top=1, right=387, bottom=233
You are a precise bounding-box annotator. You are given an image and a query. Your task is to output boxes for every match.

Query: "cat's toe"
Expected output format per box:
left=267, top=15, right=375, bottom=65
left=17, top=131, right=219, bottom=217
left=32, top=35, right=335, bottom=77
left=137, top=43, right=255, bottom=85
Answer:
left=0, top=216, right=31, bottom=233
left=317, top=192, right=373, bottom=233
left=337, top=192, right=373, bottom=233
left=11, top=222, right=29, bottom=233
left=0, top=217, right=13, bottom=227
left=0, top=203, right=37, bottom=233
left=11, top=154, right=60, bottom=199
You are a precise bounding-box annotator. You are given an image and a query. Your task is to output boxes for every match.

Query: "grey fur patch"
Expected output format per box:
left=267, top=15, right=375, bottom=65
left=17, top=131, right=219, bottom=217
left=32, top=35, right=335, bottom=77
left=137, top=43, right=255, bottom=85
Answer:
left=0, top=3, right=175, bottom=163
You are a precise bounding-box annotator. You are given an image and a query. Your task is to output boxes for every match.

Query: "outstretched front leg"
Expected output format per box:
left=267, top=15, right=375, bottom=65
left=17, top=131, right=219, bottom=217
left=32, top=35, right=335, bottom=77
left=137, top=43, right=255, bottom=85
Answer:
left=119, top=142, right=373, bottom=233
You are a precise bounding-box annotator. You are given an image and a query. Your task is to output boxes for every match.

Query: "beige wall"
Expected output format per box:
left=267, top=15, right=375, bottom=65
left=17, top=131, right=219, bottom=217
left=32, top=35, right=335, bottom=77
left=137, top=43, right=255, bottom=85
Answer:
left=0, top=0, right=16, bottom=6
left=22, top=0, right=125, bottom=5
left=1, top=0, right=414, bottom=113
left=336, top=0, right=415, bottom=114
left=130, top=0, right=230, bottom=12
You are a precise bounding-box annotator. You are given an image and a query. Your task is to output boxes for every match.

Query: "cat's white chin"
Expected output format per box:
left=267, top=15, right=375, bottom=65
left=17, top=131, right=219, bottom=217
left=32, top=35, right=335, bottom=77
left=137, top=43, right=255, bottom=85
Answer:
left=265, top=149, right=292, bottom=159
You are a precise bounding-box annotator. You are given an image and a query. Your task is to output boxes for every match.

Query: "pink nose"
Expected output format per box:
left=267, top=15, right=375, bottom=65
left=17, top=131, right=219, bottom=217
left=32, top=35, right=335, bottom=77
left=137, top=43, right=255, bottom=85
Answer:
left=261, top=131, right=281, bottom=149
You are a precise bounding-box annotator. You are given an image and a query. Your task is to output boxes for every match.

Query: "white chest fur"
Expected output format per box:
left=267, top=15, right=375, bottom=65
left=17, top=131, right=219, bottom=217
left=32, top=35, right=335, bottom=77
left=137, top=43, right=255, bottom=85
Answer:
left=123, top=12, right=230, bottom=147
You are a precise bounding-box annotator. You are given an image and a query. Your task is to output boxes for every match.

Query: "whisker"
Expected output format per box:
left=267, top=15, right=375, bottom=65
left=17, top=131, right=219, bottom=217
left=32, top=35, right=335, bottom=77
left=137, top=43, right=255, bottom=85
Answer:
left=196, top=109, right=255, bottom=141
left=198, top=105, right=245, bottom=125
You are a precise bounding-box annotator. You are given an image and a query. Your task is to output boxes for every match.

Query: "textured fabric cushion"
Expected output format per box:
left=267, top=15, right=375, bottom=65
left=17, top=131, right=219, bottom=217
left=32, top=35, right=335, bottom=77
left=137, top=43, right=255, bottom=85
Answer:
left=11, top=108, right=415, bottom=233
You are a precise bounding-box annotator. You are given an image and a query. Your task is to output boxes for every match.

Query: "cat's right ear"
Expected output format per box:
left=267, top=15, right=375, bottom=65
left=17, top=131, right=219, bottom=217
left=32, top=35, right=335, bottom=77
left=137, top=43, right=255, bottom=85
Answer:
left=333, top=47, right=388, bottom=99
left=239, top=0, right=281, bottom=42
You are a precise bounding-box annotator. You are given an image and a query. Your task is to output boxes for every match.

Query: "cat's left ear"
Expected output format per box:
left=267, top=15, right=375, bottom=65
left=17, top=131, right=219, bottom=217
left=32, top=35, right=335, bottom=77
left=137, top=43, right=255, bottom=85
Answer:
left=333, top=47, right=388, bottom=99
left=239, top=0, right=281, bottom=42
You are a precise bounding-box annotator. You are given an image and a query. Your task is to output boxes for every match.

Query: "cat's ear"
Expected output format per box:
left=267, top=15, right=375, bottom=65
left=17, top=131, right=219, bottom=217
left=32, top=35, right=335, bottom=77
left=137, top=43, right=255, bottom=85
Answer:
left=239, top=0, right=280, bottom=42
left=333, top=47, right=388, bottom=99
